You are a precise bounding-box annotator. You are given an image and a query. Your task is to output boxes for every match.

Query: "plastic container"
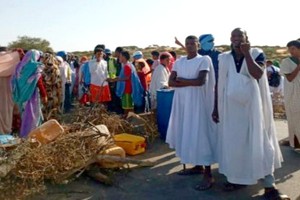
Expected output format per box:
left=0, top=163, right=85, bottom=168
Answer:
left=114, top=133, right=146, bottom=155
left=98, top=145, right=126, bottom=168
left=28, top=119, right=64, bottom=144
left=156, top=89, right=174, bottom=140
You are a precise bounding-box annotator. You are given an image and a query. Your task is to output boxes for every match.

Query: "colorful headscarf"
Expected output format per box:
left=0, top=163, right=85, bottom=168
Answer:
left=199, top=34, right=215, bottom=51
left=80, top=56, right=88, bottom=64
left=12, top=50, right=42, bottom=108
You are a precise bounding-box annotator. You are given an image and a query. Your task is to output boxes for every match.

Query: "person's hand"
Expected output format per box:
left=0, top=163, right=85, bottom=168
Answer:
left=175, top=37, right=181, bottom=46
left=240, top=42, right=250, bottom=55
left=108, top=78, right=117, bottom=82
left=42, top=96, right=48, bottom=104
left=212, top=108, right=219, bottom=123
left=175, top=77, right=183, bottom=82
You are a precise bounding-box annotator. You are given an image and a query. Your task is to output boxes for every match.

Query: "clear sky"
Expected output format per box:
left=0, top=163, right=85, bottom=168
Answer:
left=0, top=0, right=299, bottom=52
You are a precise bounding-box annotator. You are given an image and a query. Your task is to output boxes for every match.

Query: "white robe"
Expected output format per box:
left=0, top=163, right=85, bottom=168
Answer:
left=149, top=64, right=170, bottom=109
left=89, top=59, right=109, bottom=87
left=280, top=57, right=300, bottom=147
left=166, top=55, right=216, bottom=165
left=217, top=48, right=283, bottom=185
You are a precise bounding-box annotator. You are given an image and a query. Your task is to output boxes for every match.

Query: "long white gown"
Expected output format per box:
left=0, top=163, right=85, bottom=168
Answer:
left=149, top=64, right=170, bottom=109
left=166, top=55, right=216, bottom=166
left=280, top=57, right=300, bottom=148
left=217, top=48, right=283, bottom=185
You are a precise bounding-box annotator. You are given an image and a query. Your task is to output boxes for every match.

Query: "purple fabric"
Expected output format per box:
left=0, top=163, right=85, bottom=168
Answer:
left=20, top=83, right=42, bottom=137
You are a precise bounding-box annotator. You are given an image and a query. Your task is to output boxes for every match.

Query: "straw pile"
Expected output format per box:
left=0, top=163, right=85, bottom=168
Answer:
left=0, top=104, right=158, bottom=199
left=0, top=127, right=113, bottom=199
left=64, top=105, right=159, bottom=142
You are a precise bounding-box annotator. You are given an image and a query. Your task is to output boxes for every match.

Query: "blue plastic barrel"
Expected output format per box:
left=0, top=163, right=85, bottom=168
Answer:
left=156, top=89, right=174, bottom=141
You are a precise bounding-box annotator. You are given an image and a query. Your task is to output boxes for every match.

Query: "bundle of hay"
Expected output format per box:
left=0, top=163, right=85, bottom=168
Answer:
left=0, top=105, right=158, bottom=199
left=63, top=105, right=159, bottom=141
left=0, top=127, right=114, bottom=199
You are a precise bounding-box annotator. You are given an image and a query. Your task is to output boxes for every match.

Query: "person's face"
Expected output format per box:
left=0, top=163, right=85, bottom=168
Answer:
left=95, top=51, right=103, bottom=61
left=230, top=29, right=248, bottom=49
left=185, top=38, right=199, bottom=54
left=266, top=61, right=272, bottom=67
left=161, top=57, right=170, bottom=66
left=288, top=46, right=300, bottom=58
left=152, top=55, right=158, bottom=60
left=120, top=55, right=126, bottom=63
left=115, top=51, right=120, bottom=58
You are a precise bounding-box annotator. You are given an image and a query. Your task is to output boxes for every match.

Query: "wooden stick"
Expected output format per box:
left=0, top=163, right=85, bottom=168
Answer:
left=96, top=155, right=156, bottom=167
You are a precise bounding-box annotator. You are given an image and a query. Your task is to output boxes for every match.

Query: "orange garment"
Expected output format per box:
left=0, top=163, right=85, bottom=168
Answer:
left=90, top=84, right=111, bottom=103
left=135, top=58, right=151, bottom=85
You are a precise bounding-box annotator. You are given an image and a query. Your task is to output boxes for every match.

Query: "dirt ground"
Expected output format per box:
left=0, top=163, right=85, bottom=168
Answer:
left=30, top=120, right=300, bottom=200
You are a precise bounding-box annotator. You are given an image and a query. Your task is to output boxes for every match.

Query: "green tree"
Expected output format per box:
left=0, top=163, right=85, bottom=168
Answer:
left=8, top=36, right=53, bottom=52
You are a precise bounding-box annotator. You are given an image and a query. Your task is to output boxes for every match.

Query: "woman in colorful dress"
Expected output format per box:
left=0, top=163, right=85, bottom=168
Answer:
left=11, top=50, right=47, bottom=137
left=41, top=53, right=62, bottom=119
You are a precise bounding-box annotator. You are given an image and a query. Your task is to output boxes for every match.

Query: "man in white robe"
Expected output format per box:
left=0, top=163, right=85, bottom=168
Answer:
left=280, top=40, right=300, bottom=150
left=149, top=52, right=171, bottom=109
left=166, top=35, right=216, bottom=191
left=213, top=28, right=288, bottom=199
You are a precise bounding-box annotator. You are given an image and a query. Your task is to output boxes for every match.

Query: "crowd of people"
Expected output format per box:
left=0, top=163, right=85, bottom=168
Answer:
left=0, top=44, right=176, bottom=137
left=1, top=27, right=299, bottom=199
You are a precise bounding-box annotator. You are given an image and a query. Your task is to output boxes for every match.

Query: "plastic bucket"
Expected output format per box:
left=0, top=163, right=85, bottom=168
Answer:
left=156, top=89, right=174, bottom=140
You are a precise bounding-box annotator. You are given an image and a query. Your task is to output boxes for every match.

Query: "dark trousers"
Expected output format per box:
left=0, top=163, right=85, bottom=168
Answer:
left=107, top=82, right=123, bottom=114
left=64, top=83, right=72, bottom=113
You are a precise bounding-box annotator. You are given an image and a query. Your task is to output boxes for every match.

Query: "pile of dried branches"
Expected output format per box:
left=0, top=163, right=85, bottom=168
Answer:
left=0, top=104, right=158, bottom=199
left=63, top=104, right=159, bottom=142
left=0, top=127, right=114, bottom=199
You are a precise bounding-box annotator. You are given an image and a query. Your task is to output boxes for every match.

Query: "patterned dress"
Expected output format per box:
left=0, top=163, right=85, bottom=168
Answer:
left=42, top=54, right=62, bottom=119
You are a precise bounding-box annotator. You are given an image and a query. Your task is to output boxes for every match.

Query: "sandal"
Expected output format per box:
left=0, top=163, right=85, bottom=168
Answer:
left=194, top=177, right=215, bottom=191
left=294, top=148, right=300, bottom=154
left=177, top=167, right=204, bottom=176
left=279, top=139, right=290, bottom=146
left=223, top=181, right=247, bottom=191
left=263, top=188, right=290, bottom=200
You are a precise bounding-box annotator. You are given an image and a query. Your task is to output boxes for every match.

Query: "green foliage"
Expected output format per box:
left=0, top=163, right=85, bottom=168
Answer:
left=8, top=36, right=53, bottom=52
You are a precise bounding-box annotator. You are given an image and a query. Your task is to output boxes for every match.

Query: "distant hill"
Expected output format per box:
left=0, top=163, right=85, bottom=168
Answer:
left=72, top=45, right=289, bottom=65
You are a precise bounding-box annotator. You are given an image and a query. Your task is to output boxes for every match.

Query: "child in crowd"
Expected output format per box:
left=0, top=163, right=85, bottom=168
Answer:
left=108, top=51, right=144, bottom=116
left=135, top=60, right=149, bottom=112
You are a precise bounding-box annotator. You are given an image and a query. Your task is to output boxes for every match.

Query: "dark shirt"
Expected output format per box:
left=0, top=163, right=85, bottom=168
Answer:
left=231, top=49, right=265, bottom=73
left=115, top=58, right=122, bottom=76
left=198, top=48, right=221, bottom=82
